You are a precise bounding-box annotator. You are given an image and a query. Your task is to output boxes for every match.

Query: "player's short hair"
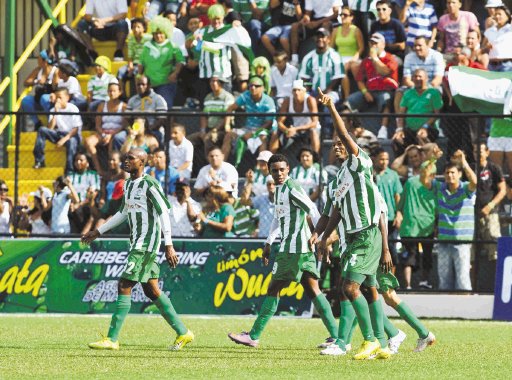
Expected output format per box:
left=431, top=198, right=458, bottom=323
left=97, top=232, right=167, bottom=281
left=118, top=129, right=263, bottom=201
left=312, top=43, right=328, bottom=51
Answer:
left=267, top=153, right=289, bottom=170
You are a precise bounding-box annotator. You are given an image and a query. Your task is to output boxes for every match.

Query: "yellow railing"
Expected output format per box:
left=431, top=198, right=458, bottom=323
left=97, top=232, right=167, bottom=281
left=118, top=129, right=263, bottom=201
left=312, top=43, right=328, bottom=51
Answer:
left=0, top=0, right=69, bottom=135
left=70, top=5, right=86, bottom=29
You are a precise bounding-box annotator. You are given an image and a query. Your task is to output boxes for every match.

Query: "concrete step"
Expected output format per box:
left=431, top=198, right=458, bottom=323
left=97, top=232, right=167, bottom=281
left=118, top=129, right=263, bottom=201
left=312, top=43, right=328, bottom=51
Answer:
left=6, top=179, right=56, bottom=196
left=0, top=167, right=64, bottom=181
left=92, top=40, right=128, bottom=62
left=7, top=144, right=66, bottom=168
left=17, top=130, right=94, bottom=145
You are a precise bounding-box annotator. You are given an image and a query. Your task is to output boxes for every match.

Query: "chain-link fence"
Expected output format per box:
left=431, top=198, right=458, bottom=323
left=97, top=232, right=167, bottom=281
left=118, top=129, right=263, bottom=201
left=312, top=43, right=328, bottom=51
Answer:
left=1, top=108, right=511, bottom=294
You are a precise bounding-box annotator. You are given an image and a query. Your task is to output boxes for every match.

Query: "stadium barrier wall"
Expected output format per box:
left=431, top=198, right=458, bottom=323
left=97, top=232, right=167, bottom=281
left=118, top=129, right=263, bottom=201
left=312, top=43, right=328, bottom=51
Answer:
left=0, top=238, right=312, bottom=315
left=493, top=237, right=512, bottom=321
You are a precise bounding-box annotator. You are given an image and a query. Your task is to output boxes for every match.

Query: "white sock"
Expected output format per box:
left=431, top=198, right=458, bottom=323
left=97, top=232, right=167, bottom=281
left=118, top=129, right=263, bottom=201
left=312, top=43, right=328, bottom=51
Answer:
left=291, top=54, right=299, bottom=63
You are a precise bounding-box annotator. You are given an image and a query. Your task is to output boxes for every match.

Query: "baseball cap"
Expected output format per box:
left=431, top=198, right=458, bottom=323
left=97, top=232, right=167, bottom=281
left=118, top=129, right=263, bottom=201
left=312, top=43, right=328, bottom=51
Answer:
left=30, top=186, right=52, bottom=200
left=370, top=32, right=385, bottom=44
left=486, top=0, right=503, bottom=8
left=211, top=71, right=228, bottom=83
left=249, top=76, right=265, bottom=86
left=256, top=150, right=273, bottom=162
left=292, top=79, right=306, bottom=91
left=316, top=27, right=329, bottom=37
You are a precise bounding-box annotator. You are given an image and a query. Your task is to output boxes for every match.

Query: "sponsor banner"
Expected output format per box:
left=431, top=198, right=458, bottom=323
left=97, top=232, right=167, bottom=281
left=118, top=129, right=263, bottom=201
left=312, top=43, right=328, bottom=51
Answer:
left=493, top=237, right=512, bottom=321
left=0, top=239, right=312, bottom=316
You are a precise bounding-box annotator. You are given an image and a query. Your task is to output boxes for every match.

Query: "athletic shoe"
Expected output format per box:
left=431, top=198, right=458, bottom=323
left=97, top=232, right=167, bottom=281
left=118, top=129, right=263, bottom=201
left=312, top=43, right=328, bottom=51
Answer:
left=317, top=337, right=336, bottom=348
left=377, top=126, right=388, bottom=139
left=170, top=330, right=194, bottom=351
left=419, top=280, right=433, bottom=289
left=320, top=344, right=346, bottom=356
left=374, top=346, right=392, bottom=359
left=388, top=329, right=407, bottom=354
left=228, top=331, right=259, bottom=348
left=88, top=336, right=119, bottom=350
left=414, top=332, right=436, bottom=352
left=113, top=49, right=124, bottom=62
left=353, top=340, right=380, bottom=360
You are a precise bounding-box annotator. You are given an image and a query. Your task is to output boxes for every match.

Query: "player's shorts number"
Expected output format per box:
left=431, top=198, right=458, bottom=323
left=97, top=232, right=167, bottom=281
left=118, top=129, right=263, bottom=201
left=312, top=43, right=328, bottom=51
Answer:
left=272, top=262, right=278, bottom=275
left=125, top=261, right=136, bottom=274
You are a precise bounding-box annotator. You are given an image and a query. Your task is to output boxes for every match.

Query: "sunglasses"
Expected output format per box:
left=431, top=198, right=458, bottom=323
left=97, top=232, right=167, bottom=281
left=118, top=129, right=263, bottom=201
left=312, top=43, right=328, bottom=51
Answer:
left=0, top=187, right=8, bottom=192
left=249, top=84, right=263, bottom=88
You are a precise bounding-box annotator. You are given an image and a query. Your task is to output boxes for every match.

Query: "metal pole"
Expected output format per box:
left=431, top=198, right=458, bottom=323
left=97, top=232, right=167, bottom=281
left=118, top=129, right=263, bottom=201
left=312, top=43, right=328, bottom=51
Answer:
left=2, top=0, right=16, bottom=166
left=35, top=0, right=60, bottom=28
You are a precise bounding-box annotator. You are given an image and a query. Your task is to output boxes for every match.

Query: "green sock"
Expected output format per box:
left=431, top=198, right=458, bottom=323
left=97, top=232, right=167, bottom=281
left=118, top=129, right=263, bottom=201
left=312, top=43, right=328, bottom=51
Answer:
left=312, top=293, right=338, bottom=339
left=383, top=314, right=400, bottom=339
left=107, top=295, right=131, bottom=342
left=337, top=300, right=356, bottom=348
left=347, top=315, right=358, bottom=345
left=154, top=294, right=188, bottom=336
left=351, top=295, right=375, bottom=342
left=396, top=302, right=429, bottom=339
left=369, top=299, right=387, bottom=348
left=249, top=296, right=279, bottom=340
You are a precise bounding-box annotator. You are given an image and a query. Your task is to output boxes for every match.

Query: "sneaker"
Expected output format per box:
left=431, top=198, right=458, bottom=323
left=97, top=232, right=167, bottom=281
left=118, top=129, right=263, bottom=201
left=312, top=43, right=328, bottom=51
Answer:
left=88, top=336, right=119, bottom=350
left=414, top=332, right=436, bottom=353
left=320, top=344, right=346, bottom=356
left=228, top=331, right=259, bottom=348
left=374, top=346, right=392, bottom=359
left=353, top=340, right=380, bottom=360
left=377, top=126, right=388, bottom=139
left=388, top=329, right=407, bottom=354
left=317, top=337, right=336, bottom=348
left=419, top=281, right=433, bottom=289
left=33, top=161, right=46, bottom=169
left=170, top=330, right=194, bottom=351
left=113, top=49, right=124, bottom=62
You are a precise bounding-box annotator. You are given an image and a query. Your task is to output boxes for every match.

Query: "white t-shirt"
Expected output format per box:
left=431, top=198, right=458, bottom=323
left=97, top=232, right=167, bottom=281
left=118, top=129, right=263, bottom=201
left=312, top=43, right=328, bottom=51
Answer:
left=0, top=200, right=10, bottom=233
left=49, top=102, right=83, bottom=134
left=171, top=27, right=188, bottom=58
left=305, top=0, right=342, bottom=18
left=194, top=162, right=239, bottom=197
left=168, top=195, right=202, bottom=237
left=51, top=187, right=71, bottom=234
left=484, top=24, right=512, bottom=59
left=168, top=137, right=194, bottom=179
left=85, top=0, right=128, bottom=23
left=270, top=63, right=298, bottom=99
left=58, top=76, right=85, bottom=100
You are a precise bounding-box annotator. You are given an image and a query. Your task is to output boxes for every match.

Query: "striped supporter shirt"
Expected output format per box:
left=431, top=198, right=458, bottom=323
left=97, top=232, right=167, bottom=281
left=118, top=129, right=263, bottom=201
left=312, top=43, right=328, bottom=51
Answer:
left=405, top=2, right=438, bottom=46
left=98, top=174, right=173, bottom=253
left=68, top=170, right=100, bottom=201
left=347, top=0, right=371, bottom=12
left=299, top=48, right=344, bottom=91
left=323, top=176, right=347, bottom=255
left=196, top=26, right=232, bottom=80
left=290, top=163, right=328, bottom=197
left=433, top=180, right=475, bottom=241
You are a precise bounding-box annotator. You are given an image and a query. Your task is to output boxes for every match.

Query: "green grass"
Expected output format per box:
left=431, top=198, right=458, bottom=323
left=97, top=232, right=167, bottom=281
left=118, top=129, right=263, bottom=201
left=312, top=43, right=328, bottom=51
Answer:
left=0, top=315, right=510, bottom=379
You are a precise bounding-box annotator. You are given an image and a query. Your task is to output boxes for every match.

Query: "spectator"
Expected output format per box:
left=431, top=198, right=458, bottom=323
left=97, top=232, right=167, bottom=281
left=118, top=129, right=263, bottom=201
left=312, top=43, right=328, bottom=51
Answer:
left=146, top=149, right=180, bottom=194
left=391, top=144, right=424, bottom=178
left=120, top=118, right=160, bottom=154
left=117, top=17, right=152, bottom=97
left=230, top=189, right=260, bottom=237
left=56, top=63, right=88, bottom=111
left=487, top=117, right=512, bottom=176
left=21, top=50, right=59, bottom=129
left=250, top=56, right=272, bottom=95
left=84, top=82, right=127, bottom=175
left=272, top=79, right=321, bottom=153
left=193, top=185, right=236, bottom=237
left=370, top=0, right=407, bottom=61
left=475, top=142, right=506, bottom=261
left=224, top=76, right=277, bottom=162
left=194, top=146, right=239, bottom=196
left=393, top=35, right=444, bottom=113
left=50, top=176, right=80, bottom=234
left=289, top=146, right=327, bottom=202
left=269, top=51, right=299, bottom=107
left=394, top=68, right=443, bottom=155
left=349, top=117, right=379, bottom=152
left=164, top=10, right=188, bottom=59
left=139, top=16, right=184, bottom=109
left=421, top=150, right=477, bottom=291
left=33, top=88, right=82, bottom=171
left=98, top=151, right=126, bottom=209
left=95, top=178, right=129, bottom=234
left=122, top=75, right=168, bottom=147
left=20, top=186, right=53, bottom=235
left=345, top=32, right=399, bottom=140
left=232, top=0, right=272, bottom=52
left=242, top=150, right=272, bottom=197
left=169, top=123, right=194, bottom=181
left=146, top=0, right=188, bottom=20
left=78, top=0, right=129, bottom=61
left=330, top=6, right=365, bottom=100
left=484, top=0, right=502, bottom=30
left=290, top=0, right=342, bottom=66
left=190, top=0, right=218, bottom=26
left=240, top=175, right=276, bottom=237
left=482, top=4, right=512, bottom=72
left=48, top=27, right=83, bottom=73
left=188, top=73, right=235, bottom=158
left=399, top=0, right=438, bottom=49
left=0, top=180, right=13, bottom=234
left=87, top=56, right=116, bottom=113
left=299, top=28, right=344, bottom=105
left=437, top=0, right=479, bottom=54
left=262, top=0, right=304, bottom=57
left=373, top=147, right=403, bottom=270
left=466, top=29, right=489, bottom=68
left=168, top=181, right=202, bottom=237
left=182, top=16, right=204, bottom=102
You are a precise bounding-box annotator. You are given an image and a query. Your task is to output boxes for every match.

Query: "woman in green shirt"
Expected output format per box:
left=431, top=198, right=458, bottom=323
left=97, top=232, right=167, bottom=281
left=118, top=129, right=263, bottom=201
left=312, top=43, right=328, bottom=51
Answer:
left=195, top=185, right=235, bottom=238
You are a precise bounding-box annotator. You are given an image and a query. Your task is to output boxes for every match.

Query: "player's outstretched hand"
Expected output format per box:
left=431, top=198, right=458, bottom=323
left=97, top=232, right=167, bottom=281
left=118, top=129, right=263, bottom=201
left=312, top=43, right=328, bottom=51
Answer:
left=81, top=229, right=100, bottom=245
left=380, top=248, right=393, bottom=274
left=165, top=245, right=179, bottom=268
left=262, top=244, right=271, bottom=266
left=308, top=232, right=319, bottom=250
left=317, top=239, right=328, bottom=262
left=317, top=87, right=333, bottom=107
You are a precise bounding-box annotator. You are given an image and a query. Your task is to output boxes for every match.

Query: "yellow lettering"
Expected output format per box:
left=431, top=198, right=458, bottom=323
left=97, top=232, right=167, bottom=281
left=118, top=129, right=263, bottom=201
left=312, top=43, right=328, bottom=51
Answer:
left=238, top=249, right=249, bottom=265
left=250, top=248, right=263, bottom=262
left=224, top=259, right=240, bottom=271
left=0, top=266, right=18, bottom=294
left=280, top=282, right=304, bottom=300
left=25, top=264, right=49, bottom=297
left=0, top=258, right=50, bottom=297
left=14, top=257, right=33, bottom=293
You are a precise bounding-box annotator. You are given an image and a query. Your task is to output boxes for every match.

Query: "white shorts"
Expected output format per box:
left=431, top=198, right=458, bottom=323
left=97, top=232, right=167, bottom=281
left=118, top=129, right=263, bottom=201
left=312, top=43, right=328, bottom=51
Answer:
left=487, top=136, right=512, bottom=152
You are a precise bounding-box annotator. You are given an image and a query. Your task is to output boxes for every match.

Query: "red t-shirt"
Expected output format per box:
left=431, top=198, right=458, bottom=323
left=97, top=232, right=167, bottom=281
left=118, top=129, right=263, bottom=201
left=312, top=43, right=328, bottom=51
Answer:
left=190, top=0, right=217, bottom=26
left=356, top=53, right=399, bottom=91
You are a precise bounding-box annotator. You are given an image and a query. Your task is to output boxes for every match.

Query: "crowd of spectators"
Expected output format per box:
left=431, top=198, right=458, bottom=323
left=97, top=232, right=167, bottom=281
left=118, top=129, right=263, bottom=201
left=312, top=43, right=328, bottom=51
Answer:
left=4, top=0, right=512, bottom=292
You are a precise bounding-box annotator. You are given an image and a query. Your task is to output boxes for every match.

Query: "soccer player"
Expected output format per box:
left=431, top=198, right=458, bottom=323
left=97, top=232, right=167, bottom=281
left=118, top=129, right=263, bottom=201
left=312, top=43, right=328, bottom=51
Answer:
left=82, top=148, right=194, bottom=351
left=314, top=88, right=390, bottom=360
left=228, top=154, right=338, bottom=347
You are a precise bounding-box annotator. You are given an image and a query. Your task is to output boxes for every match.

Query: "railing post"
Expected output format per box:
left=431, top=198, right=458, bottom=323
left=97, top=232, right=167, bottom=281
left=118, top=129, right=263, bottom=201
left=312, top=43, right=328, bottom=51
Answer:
left=2, top=0, right=16, bottom=166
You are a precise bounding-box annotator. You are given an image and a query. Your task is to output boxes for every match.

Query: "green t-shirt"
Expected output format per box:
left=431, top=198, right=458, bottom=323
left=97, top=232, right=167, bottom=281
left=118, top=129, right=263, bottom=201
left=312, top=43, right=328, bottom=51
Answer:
left=400, top=88, right=443, bottom=131
left=139, top=40, right=185, bottom=87
left=127, top=33, right=152, bottom=63
left=232, top=0, right=271, bottom=25
left=376, top=167, right=403, bottom=222
left=203, top=89, right=235, bottom=129
left=397, top=175, right=436, bottom=237
left=490, top=118, right=512, bottom=138
left=202, top=203, right=236, bottom=238
left=232, top=199, right=259, bottom=237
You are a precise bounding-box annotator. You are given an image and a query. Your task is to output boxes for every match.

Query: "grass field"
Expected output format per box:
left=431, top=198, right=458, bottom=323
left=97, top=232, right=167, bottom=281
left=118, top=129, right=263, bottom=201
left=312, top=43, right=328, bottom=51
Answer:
left=0, top=315, right=510, bottom=379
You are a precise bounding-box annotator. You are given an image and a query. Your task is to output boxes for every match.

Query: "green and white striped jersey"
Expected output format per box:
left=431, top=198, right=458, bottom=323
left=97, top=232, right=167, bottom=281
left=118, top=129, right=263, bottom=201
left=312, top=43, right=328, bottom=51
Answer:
left=98, top=174, right=173, bottom=253
left=299, top=48, right=344, bottom=91
left=290, top=163, right=328, bottom=197
left=334, top=148, right=381, bottom=234
left=273, top=177, right=318, bottom=253
left=347, top=0, right=372, bottom=12
left=68, top=169, right=100, bottom=201
left=323, top=176, right=347, bottom=255
left=197, top=26, right=232, bottom=79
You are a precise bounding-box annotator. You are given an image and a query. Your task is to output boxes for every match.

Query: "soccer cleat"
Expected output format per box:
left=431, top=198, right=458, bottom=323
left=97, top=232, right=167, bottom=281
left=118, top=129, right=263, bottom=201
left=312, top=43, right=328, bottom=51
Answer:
left=320, top=344, right=346, bottom=356
left=228, top=331, right=259, bottom=348
left=317, top=337, right=336, bottom=348
left=414, top=332, right=436, bottom=352
left=353, top=340, right=380, bottom=360
left=88, top=337, right=119, bottom=350
left=170, top=330, right=194, bottom=351
left=388, top=329, right=407, bottom=354
left=374, top=346, right=392, bottom=359
left=377, top=126, right=388, bottom=139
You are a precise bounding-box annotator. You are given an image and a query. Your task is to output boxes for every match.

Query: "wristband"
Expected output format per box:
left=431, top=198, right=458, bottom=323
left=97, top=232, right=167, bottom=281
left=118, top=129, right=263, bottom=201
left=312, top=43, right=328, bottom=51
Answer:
left=361, top=88, right=368, bottom=94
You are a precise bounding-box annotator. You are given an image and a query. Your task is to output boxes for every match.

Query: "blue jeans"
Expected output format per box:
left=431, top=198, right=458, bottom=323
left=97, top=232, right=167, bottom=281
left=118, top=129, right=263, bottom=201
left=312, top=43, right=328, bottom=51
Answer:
left=246, top=19, right=266, bottom=50
left=21, top=95, right=52, bottom=125
left=33, top=127, right=80, bottom=171
left=488, top=61, right=512, bottom=72
left=154, top=82, right=177, bottom=109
